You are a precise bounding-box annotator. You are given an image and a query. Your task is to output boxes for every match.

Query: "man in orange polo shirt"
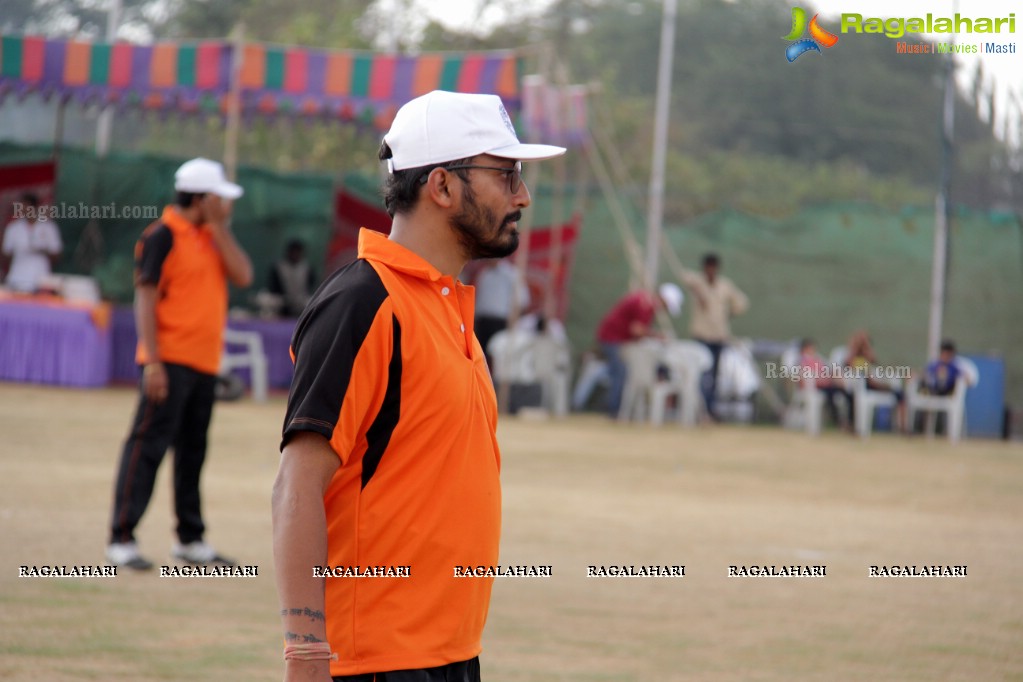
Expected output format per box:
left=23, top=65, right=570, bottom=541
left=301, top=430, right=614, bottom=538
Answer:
left=272, top=91, right=565, bottom=682
left=106, top=158, right=253, bottom=570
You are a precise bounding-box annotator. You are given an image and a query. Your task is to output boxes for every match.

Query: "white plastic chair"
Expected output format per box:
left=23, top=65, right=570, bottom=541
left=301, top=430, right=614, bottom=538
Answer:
left=488, top=329, right=572, bottom=417
left=650, top=340, right=712, bottom=427
left=906, top=357, right=979, bottom=443
left=849, top=374, right=898, bottom=439
left=487, top=329, right=537, bottom=385
left=780, top=345, right=827, bottom=436
left=828, top=346, right=849, bottom=382
left=220, top=328, right=269, bottom=402
left=714, top=341, right=761, bottom=423
left=617, top=338, right=664, bottom=422
left=529, top=333, right=572, bottom=417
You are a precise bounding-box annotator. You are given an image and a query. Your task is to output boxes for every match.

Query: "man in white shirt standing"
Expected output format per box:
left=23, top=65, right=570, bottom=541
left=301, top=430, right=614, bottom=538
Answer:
left=1, top=194, right=63, bottom=292
left=474, top=258, right=530, bottom=370
left=678, top=252, right=749, bottom=420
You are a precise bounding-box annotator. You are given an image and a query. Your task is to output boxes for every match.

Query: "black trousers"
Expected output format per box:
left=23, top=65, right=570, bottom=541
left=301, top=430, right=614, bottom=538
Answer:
left=333, top=657, right=481, bottom=682
left=698, top=340, right=725, bottom=418
left=110, top=363, right=216, bottom=545
left=820, top=385, right=853, bottom=426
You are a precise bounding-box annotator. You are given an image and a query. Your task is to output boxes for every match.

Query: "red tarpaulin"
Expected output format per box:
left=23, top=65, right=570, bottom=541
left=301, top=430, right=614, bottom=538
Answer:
left=0, top=160, right=55, bottom=224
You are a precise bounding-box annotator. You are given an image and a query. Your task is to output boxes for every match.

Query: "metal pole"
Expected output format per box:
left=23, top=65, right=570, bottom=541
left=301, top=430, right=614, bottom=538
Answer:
left=644, top=0, right=677, bottom=292
left=223, top=24, right=245, bottom=181
left=94, top=0, right=122, bottom=157
left=927, top=11, right=956, bottom=361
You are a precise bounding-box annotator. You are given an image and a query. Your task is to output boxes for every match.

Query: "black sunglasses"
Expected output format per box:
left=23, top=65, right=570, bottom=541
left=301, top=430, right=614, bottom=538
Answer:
left=419, top=161, right=523, bottom=194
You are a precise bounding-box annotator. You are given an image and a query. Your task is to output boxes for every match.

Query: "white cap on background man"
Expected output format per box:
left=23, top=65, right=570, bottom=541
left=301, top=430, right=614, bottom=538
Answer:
left=174, top=158, right=244, bottom=200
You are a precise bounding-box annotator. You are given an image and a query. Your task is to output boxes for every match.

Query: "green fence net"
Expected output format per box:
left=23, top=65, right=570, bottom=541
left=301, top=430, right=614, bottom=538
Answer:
left=3, top=143, right=1020, bottom=407
left=572, top=199, right=1023, bottom=408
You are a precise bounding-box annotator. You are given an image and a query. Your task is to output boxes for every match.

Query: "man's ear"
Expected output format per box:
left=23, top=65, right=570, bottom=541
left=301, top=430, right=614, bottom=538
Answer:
left=425, top=168, right=457, bottom=209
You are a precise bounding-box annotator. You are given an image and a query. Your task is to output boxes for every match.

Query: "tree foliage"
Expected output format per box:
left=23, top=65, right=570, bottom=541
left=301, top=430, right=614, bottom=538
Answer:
left=6, top=0, right=1017, bottom=214
left=536, top=0, right=1017, bottom=216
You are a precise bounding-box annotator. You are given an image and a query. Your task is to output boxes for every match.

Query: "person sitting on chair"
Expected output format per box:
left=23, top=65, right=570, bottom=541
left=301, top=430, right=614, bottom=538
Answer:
left=595, top=283, right=684, bottom=418
left=845, top=330, right=908, bottom=434
left=799, top=338, right=852, bottom=431
left=923, top=340, right=961, bottom=396
left=267, top=239, right=317, bottom=318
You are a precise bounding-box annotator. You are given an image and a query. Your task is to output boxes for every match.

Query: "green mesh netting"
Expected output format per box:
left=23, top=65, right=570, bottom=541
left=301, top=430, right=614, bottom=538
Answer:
left=3, top=144, right=1019, bottom=405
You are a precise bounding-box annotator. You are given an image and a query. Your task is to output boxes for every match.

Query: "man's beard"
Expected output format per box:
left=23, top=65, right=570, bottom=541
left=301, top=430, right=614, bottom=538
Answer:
left=450, top=184, right=521, bottom=260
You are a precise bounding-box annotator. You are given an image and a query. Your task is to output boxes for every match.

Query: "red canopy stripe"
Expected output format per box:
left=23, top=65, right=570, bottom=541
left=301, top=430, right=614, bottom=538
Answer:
left=22, top=36, right=45, bottom=82
left=283, top=48, right=307, bottom=93
left=368, top=54, right=396, bottom=101
left=196, top=43, right=221, bottom=89
left=110, top=43, right=133, bottom=87
left=455, top=54, right=485, bottom=93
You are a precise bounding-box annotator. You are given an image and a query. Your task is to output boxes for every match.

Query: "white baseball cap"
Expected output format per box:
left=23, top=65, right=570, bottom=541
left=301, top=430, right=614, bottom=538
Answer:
left=383, top=90, right=566, bottom=172
left=174, top=158, right=244, bottom=200
left=658, top=282, right=685, bottom=317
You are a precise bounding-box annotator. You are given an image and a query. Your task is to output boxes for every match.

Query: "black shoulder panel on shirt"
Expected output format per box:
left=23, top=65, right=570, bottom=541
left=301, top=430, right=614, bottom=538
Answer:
left=135, top=224, right=173, bottom=286
left=280, top=259, right=390, bottom=451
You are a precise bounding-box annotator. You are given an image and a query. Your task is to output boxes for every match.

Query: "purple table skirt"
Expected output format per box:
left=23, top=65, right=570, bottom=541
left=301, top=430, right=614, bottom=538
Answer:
left=110, top=307, right=296, bottom=390
left=0, top=301, right=112, bottom=388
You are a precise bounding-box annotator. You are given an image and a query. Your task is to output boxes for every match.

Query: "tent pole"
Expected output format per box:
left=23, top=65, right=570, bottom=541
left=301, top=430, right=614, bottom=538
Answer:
left=224, top=23, right=245, bottom=181
left=52, top=97, right=66, bottom=165
left=545, top=146, right=567, bottom=322
left=94, top=0, right=122, bottom=157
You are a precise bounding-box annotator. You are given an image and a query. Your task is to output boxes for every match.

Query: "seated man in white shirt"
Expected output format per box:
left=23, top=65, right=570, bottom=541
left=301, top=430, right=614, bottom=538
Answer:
left=1, top=194, right=63, bottom=292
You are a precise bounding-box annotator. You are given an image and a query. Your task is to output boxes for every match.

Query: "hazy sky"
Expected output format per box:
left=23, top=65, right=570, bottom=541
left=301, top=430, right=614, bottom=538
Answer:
left=422, top=0, right=1021, bottom=142
left=811, top=0, right=1022, bottom=140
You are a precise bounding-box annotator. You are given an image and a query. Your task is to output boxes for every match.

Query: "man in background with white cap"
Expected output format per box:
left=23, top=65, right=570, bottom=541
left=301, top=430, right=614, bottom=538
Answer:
left=106, top=157, right=253, bottom=570
left=272, top=90, right=564, bottom=682
left=595, top=282, right=685, bottom=418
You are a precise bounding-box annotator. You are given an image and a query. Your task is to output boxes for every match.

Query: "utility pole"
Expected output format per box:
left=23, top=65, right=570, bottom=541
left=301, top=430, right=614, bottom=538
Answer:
left=927, top=7, right=956, bottom=361
left=643, top=0, right=677, bottom=292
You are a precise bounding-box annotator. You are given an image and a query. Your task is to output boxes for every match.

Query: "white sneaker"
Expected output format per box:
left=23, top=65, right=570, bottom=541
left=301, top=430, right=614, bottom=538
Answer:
left=171, top=541, right=235, bottom=566
left=106, top=542, right=154, bottom=571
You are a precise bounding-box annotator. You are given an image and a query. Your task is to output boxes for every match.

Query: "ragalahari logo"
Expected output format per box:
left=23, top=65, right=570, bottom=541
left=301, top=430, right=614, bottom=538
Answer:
left=783, top=7, right=839, bottom=62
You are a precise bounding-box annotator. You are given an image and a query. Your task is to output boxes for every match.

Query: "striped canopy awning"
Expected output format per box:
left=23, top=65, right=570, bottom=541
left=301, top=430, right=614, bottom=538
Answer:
left=0, top=35, right=522, bottom=127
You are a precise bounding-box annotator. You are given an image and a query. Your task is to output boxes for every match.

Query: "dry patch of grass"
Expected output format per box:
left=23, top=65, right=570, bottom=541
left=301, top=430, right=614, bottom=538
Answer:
left=1, top=385, right=1020, bottom=681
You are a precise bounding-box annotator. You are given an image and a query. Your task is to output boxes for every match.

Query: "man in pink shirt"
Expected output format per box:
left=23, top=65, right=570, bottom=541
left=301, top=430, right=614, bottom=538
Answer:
left=799, top=338, right=851, bottom=430
left=596, top=283, right=683, bottom=417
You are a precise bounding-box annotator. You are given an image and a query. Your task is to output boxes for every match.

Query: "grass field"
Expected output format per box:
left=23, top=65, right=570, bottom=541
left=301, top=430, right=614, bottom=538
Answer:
left=1, top=382, right=1021, bottom=681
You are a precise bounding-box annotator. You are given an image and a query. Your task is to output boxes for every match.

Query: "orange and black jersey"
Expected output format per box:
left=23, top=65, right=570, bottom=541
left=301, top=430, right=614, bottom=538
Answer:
left=281, top=228, right=501, bottom=676
left=134, top=206, right=228, bottom=375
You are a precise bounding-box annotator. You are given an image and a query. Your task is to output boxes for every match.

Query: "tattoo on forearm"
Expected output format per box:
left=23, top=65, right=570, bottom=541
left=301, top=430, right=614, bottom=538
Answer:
left=280, top=607, right=326, bottom=622
left=284, top=631, right=325, bottom=643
